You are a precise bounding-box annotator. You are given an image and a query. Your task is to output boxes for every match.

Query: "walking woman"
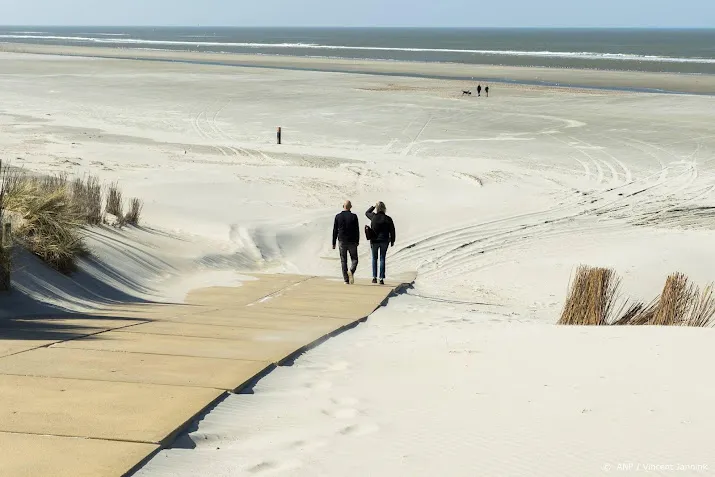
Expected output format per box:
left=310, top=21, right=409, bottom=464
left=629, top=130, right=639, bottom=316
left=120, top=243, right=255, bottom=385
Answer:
left=366, top=201, right=396, bottom=285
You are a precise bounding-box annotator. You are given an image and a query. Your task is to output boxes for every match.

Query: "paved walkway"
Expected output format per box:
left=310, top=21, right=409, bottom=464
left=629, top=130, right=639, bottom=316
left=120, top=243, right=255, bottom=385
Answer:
left=0, top=273, right=413, bottom=477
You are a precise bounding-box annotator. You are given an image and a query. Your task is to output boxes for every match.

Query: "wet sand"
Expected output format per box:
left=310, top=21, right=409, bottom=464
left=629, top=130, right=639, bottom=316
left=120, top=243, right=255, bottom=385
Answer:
left=2, top=42, right=715, bottom=94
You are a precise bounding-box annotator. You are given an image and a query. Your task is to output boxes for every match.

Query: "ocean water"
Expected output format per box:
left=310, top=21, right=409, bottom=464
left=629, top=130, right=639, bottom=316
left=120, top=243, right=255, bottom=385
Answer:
left=1, top=27, right=714, bottom=74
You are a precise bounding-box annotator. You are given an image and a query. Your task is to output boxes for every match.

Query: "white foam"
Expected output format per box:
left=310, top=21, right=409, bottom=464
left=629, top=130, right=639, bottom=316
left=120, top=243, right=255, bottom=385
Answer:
left=1, top=34, right=714, bottom=64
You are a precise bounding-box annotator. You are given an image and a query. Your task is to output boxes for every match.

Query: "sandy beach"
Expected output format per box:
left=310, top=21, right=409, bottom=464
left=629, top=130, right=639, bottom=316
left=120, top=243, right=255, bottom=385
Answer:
left=2, top=48, right=715, bottom=475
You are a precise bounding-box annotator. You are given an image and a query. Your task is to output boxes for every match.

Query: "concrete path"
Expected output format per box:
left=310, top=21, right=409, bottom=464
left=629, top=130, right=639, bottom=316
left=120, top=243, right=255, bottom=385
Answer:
left=0, top=273, right=413, bottom=476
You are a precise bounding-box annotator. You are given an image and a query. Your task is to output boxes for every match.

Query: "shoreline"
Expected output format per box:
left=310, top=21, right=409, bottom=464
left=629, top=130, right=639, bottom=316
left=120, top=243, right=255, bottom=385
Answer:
left=2, top=42, right=715, bottom=95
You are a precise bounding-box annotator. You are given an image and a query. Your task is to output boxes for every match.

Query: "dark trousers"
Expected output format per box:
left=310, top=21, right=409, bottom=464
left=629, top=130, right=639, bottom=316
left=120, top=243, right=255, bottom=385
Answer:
left=371, top=241, right=389, bottom=279
left=339, top=241, right=358, bottom=282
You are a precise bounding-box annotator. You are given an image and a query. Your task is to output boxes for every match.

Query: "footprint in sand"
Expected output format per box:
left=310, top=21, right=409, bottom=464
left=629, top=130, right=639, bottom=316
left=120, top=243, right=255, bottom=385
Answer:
left=339, top=423, right=380, bottom=437
left=304, top=361, right=350, bottom=373
left=325, top=361, right=350, bottom=372
left=323, top=397, right=363, bottom=420
left=322, top=407, right=359, bottom=419
left=331, top=397, right=360, bottom=407
left=304, top=380, right=332, bottom=391
left=288, top=439, right=328, bottom=452
left=248, top=461, right=277, bottom=474
left=247, top=459, right=303, bottom=475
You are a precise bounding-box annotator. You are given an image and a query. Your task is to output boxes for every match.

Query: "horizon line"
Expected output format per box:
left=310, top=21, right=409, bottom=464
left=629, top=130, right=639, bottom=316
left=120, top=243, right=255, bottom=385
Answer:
left=1, top=25, right=715, bottom=30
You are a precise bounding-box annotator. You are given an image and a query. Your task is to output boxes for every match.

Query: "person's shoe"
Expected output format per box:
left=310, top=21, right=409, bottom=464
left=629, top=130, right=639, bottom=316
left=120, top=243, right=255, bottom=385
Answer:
left=379, top=279, right=385, bottom=285
left=348, top=270, right=354, bottom=285
left=344, top=280, right=350, bottom=285
left=372, top=278, right=377, bottom=284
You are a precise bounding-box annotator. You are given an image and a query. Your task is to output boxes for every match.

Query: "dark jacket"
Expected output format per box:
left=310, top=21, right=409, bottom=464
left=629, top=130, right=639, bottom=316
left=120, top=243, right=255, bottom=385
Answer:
left=332, top=210, right=360, bottom=247
left=366, top=206, right=396, bottom=245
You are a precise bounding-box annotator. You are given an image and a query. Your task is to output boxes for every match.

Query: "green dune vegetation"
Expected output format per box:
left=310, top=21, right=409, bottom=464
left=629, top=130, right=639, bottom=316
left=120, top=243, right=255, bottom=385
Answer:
left=559, top=265, right=715, bottom=327
left=0, top=160, right=143, bottom=288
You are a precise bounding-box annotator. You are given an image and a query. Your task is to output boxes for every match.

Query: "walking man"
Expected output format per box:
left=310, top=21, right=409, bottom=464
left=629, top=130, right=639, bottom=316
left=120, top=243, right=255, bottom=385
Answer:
left=485, top=85, right=489, bottom=97
left=477, top=84, right=482, bottom=97
left=332, top=200, right=360, bottom=284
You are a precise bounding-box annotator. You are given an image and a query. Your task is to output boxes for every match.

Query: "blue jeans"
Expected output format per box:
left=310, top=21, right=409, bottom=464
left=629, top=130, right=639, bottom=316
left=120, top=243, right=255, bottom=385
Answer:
left=371, top=241, right=389, bottom=279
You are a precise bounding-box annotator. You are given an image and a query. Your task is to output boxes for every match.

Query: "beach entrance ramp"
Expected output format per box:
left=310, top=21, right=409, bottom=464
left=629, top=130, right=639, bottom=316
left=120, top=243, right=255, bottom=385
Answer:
left=0, top=273, right=414, bottom=476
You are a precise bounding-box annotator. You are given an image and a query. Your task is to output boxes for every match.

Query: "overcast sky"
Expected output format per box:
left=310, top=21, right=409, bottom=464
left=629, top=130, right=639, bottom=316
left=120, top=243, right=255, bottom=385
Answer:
left=0, top=0, right=712, bottom=28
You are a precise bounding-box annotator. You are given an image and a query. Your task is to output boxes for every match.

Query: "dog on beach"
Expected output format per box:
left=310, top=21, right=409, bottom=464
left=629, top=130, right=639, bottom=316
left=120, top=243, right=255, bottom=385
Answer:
left=462, top=90, right=472, bottom=96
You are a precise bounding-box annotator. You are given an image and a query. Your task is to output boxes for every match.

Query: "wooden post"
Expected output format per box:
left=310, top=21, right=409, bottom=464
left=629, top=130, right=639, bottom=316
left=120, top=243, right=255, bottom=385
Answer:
left=277, top=127, right=282, bottom=145
left=2, top=222, right=10, bottom=248
left=0, top=221, right=10, bottom=291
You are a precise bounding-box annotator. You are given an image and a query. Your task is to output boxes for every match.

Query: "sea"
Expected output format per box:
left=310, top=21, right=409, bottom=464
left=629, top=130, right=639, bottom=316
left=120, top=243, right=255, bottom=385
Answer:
left=1, top=27, right=714, bottom=75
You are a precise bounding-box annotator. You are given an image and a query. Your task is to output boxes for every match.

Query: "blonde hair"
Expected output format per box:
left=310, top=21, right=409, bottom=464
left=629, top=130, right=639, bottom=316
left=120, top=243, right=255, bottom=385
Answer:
left=376, top=201, right=386, bottom=213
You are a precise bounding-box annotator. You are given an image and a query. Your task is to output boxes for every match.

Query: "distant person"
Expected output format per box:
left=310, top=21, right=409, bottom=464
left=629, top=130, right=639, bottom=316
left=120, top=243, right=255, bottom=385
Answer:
left=366, top=201, right=396, bottom=285
left=485, top=85, right=489, bottom=97
left=332, top=200, right=360, bottom=284
left=477, top=84, right=482, bottom=97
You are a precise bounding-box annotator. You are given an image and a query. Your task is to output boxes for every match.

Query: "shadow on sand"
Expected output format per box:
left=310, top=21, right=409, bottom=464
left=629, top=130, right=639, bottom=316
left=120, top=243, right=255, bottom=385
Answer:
left=0, top=245, right=174, bottom=340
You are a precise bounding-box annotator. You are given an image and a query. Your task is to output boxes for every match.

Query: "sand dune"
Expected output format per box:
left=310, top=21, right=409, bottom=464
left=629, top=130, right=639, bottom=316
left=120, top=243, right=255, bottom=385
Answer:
left=2, top=50, right=715, bottom=476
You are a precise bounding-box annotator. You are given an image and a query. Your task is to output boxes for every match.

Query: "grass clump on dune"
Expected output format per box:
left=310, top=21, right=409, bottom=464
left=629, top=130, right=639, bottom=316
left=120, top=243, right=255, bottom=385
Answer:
left=651, top=273, right=696, bottom=326
left=2, top=172, right=87, bottom=274
left=688, top=285, right=715, bottom=327
left=124, top=198, right=143, bottom=226
left=106, top=182, right=123, bottom=218
left=73, top=175, right=103, bottom=225
left=611, top=300, right=657, bottom=326
left=105, top=183, right=142, bottom=227
left=558, top=265, right=621, bottom=326
left=0, top=165, right=145, bottom=277
left=559, top=266, right=715, bottom=327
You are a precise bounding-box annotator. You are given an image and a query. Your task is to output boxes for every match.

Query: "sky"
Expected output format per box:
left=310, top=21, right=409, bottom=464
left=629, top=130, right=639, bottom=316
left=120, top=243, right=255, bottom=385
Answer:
left=0, top=0, right=713, bottom=28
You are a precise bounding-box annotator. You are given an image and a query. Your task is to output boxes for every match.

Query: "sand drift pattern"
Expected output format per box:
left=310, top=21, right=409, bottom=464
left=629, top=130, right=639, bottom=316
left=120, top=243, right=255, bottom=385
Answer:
left=390, top=125, right=715, bottom=295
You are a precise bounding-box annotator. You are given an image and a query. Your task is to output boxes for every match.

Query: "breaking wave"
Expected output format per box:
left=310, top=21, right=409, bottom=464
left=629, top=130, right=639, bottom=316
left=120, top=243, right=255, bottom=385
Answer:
left=2, top=34, right=715, bottom=64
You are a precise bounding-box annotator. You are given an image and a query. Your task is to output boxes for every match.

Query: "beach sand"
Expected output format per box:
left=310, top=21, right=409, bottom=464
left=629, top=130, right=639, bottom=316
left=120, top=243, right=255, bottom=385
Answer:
left=2, top=49, right=715, bottom=475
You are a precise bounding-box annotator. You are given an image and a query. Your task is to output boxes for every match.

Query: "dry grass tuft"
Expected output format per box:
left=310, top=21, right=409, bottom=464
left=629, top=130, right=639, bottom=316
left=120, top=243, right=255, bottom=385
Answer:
left=72, top=175, right=103, bottom=225
left=106, top=182, right=123, bottom=218
left=559, top=265, right=621, bottom=326
left=651, top=273, right=696, bottom=326
left=40, top=173, right=68, bottom=192
left=686, top=284, right=715, bottom=327
left=559, top=266, right=715, bottom=328
left=611, top=300, right=658, bottom=326
left=2, top=171, right=87, bottom=274
left=124, top=198, right=143, bottom=226
left=0, top=169, right=146, bottom=276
